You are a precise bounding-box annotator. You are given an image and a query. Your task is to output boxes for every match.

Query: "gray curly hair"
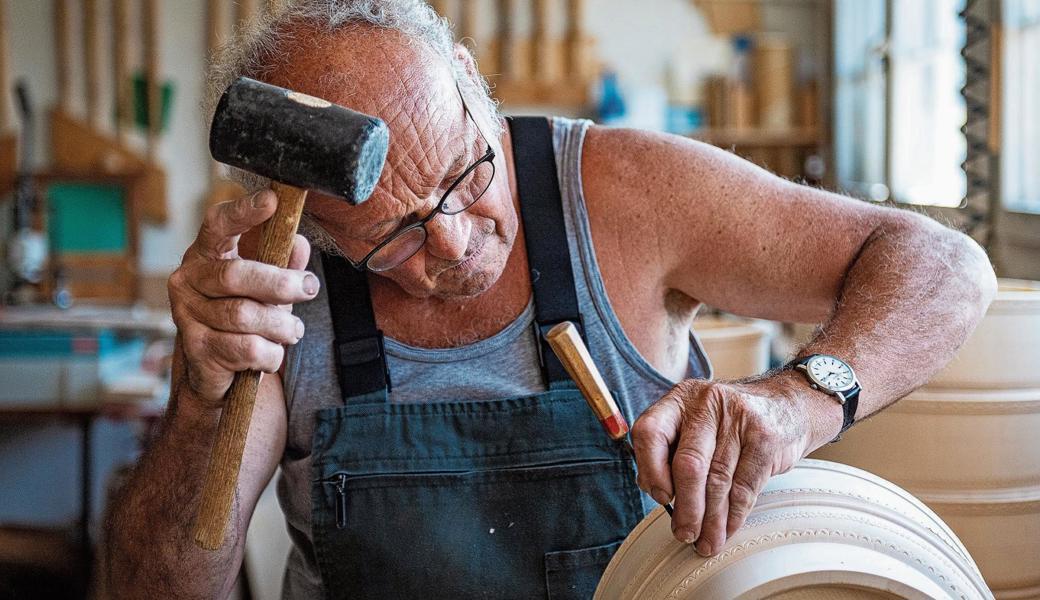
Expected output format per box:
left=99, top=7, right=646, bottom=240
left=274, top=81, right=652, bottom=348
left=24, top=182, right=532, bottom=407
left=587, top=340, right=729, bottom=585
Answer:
left=205, top=0, right=501, bottom=194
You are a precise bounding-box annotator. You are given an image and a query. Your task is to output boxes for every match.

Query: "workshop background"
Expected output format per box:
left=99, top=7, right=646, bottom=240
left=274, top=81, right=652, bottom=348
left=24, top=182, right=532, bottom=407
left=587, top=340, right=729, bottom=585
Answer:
left=0, top=0, right=1036, bottom=599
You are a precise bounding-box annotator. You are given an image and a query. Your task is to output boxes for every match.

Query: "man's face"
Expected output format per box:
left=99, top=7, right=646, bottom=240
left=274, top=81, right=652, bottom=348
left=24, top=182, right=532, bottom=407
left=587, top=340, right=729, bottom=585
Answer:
left=266, top=25, right=516, bottom=299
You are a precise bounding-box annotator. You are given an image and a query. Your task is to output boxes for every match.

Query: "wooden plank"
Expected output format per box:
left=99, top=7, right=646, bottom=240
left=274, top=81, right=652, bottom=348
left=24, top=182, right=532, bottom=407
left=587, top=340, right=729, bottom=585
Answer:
left=142, top=0, right=160, bottom=159
left=692, top=127, right=821, bottom=148
left=51, top=253, right=138, bottom=302
left=83, top=0, right=101, bottom=127
left=48, top=109, right=168, bottom=224
left=236, top=0, right=259, bottom=26
left=54, top=0, right=71, bottom=112
left=113, top=0, right=131, bottom=141
left=497, top=0, right=529, bottom=80
left=0, top=0, right=9, bottom=132
left=208, top=0, right=228, bottom=184
left=491, top=77, right=588, bottom=108
left=0, top=132, right=15, bottom=194
left=532, top=0, right=563, bottom=82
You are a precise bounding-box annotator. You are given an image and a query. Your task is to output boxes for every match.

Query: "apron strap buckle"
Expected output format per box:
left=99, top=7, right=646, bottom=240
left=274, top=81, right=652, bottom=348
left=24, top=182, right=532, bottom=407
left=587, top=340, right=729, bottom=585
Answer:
left=335, top=332, right=393, bottom=394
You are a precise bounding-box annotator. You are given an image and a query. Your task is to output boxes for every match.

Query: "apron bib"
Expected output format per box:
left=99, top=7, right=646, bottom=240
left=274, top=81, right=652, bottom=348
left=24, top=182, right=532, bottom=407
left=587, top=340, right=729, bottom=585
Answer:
left=308, top=118, right=643, bottom=599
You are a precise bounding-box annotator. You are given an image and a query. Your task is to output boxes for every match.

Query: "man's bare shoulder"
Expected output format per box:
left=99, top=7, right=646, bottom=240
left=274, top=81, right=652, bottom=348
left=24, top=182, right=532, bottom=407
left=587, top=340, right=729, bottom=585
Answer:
left=576, top=125, right=741, bottom=279
left=577, top=124, right=754, bottom=226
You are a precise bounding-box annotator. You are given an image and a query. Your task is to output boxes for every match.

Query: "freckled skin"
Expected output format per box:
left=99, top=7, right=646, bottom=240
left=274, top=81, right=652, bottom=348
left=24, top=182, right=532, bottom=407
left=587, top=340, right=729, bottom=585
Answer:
left=104, top=23, right=997, bottom=598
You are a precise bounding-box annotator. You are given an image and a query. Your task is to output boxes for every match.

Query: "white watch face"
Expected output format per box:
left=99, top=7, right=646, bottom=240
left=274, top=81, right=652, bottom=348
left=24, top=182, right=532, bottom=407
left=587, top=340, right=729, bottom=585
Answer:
left=806, top=355, right=857, bottom=392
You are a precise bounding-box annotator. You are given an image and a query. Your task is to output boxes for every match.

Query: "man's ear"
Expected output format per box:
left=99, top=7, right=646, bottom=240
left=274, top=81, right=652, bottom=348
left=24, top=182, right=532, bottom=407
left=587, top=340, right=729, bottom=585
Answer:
left=453, top=42, right=481, bottom=82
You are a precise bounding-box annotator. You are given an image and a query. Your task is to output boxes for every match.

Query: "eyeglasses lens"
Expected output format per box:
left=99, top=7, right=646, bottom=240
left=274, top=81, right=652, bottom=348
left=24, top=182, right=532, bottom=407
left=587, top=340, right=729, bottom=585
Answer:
left=441, top=160, right=495, bottom=215
left=367, top=225, right=428, bottom=272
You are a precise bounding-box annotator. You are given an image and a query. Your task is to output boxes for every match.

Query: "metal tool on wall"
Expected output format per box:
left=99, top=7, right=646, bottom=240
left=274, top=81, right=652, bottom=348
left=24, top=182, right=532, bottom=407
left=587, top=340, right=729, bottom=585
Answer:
left=5, top=81, right=47, bottom=305
left=545, top=321, right=674, bottom=516
left=193, top=77, right=389, bottom=550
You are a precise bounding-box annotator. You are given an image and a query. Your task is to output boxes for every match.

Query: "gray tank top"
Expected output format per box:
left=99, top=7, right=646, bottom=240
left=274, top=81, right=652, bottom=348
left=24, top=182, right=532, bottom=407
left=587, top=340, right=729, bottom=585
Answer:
left=276, top=117, right=712, bottom=598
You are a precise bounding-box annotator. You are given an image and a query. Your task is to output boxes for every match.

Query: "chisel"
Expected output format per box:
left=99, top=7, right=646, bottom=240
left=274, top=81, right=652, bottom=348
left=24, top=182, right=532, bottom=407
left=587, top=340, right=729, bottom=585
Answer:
left=545, top=321, right=673, bottom=516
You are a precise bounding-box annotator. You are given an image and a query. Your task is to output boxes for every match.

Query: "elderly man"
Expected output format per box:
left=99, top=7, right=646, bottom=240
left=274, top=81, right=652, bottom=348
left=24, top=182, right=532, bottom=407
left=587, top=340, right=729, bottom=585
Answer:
left=106, top=1, right=996, bottom=598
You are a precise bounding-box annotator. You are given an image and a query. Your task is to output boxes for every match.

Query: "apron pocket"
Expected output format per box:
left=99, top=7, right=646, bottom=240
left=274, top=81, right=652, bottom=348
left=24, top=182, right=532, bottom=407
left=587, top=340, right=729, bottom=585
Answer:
left=544, top=540, right=624, bottom=600
left=312, top=459, right=640, bottom=599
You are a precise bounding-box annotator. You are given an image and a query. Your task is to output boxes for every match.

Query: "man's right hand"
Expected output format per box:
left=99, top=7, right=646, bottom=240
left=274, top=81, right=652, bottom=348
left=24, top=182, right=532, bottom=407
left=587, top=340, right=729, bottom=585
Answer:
left=168, top=189, right=317, bottom=406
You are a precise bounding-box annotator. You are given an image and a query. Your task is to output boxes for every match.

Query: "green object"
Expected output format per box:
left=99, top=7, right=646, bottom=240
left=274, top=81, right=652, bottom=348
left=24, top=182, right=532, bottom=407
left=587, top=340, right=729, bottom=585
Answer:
left=131, top=71, right=175, bottom=132
left=47, top=183, right=127, bottom=253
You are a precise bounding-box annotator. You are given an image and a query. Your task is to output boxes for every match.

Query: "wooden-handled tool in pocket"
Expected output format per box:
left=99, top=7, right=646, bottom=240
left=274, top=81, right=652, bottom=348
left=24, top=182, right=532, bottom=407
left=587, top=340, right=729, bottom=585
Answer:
left=193, top=77, right=389, bottom=550
left=545, top=321, right=674, bottom=516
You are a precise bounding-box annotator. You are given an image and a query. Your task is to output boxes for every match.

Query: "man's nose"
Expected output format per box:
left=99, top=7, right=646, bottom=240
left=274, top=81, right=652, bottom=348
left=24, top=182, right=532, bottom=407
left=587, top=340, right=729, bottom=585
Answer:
left=424, top=212, right=471, bottom=263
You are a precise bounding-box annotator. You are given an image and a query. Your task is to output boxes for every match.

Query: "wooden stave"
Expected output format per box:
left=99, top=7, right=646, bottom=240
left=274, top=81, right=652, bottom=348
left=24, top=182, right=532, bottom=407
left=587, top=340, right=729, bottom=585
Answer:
left=926, top=280, right=1040, bottom=390
left=810, top=280, right=1040, bottom=598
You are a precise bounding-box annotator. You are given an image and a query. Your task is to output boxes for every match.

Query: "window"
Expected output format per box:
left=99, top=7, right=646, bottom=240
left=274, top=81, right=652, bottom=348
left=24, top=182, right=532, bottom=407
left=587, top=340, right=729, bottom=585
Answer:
left=1003, top=0, right=1040, bottom=214
left=834, top=0, right=967, bottom=207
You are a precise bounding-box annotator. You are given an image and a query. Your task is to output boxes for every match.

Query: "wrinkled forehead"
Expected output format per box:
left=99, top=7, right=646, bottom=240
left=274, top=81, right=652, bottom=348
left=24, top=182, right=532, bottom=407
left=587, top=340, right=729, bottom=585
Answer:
left=263, top=23, right=467, bottom=226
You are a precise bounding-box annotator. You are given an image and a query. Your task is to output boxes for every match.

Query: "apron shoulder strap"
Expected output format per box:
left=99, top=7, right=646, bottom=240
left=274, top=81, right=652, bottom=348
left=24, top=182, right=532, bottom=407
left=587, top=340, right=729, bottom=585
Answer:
left=508, top=116, right=588, bottom=387
left=321, top=252, right=390, bottom=402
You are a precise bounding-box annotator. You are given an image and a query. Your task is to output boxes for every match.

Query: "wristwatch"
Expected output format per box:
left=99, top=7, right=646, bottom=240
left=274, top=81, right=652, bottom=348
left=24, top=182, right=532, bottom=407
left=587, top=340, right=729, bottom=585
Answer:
left=792, top=354, right=861, bottom=442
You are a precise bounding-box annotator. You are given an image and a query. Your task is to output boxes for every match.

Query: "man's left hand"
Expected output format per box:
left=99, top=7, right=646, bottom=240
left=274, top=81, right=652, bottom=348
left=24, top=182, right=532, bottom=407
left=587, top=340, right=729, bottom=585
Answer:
left=631, top=376, right=829, bottom=556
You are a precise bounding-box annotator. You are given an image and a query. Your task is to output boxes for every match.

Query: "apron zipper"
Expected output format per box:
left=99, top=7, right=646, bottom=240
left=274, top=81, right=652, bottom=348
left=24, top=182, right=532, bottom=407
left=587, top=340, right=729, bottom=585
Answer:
left=317, top=456, right=621, bottom=485
left=333, top=473, right=348, bottom=529
left=318, top=456, right=624, bottom=529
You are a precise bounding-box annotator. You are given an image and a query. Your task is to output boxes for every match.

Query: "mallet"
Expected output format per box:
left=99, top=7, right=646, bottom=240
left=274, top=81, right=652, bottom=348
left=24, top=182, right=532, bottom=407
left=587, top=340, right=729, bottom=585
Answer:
left=194, top=77, right=389, bottom=550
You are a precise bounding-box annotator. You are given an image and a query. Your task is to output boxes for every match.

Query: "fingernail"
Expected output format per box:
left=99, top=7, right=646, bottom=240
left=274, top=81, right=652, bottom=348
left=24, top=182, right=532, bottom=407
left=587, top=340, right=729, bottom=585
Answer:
left=251, top=190, right=268, bottom=209
left=651, top=487, right=671, bottom=507
left=302, top=273, right=319, bottom=295
left=295, top=319, right=305, bottom=339
left=674, top=528, right=696, bottom=544
left=696, top=541, right=713, bottom=557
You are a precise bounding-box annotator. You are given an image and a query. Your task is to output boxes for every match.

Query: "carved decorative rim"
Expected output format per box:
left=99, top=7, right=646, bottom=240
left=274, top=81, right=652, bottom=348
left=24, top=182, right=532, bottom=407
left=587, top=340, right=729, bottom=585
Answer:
left=597, top=460, right=992, bottom=600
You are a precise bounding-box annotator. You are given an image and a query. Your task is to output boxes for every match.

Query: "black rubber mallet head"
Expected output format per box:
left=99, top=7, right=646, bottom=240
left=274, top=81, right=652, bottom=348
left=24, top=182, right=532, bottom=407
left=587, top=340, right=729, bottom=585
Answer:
left=210, top=76, right=389, bottom=203
left=194, top=77, right=389, bottom=550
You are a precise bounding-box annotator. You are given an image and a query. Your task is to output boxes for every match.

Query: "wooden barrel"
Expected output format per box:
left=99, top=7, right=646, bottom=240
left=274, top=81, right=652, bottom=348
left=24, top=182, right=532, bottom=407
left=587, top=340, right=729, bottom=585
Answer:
left=692, top=316, right=773, bottom=380
left=812, top=279, right=1040, bottom=599
left=596, top=459, right=992, bottom=600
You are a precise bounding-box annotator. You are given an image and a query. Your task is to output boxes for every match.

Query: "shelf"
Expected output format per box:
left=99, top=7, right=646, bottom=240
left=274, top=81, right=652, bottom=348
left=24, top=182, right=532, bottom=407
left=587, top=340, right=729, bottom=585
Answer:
left=488, top=78, right=591, bottom=109
left=691, top=127, right=822, bottom=148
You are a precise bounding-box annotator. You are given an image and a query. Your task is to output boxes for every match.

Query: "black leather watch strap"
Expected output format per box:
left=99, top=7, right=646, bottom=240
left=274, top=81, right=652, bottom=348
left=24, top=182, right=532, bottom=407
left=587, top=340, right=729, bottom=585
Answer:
left=836, top=384, right=860, bottom=441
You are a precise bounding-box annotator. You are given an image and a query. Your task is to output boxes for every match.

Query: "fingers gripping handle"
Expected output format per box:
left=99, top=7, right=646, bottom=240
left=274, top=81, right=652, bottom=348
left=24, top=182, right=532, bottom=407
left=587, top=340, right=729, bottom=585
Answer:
left=193, top=182, right=308, bottom=550
left=544, top=321, right=629, bottom=440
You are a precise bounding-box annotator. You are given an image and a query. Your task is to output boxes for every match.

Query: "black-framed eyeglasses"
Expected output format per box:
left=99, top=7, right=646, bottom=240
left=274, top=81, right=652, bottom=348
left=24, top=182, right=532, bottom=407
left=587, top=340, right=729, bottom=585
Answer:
left=348, top=84, right=496, bottom=273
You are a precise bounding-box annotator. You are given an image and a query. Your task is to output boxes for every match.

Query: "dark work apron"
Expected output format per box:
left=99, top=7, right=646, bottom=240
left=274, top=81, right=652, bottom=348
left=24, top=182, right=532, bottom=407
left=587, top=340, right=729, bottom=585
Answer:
left=309, top=118, right=643, bottom=599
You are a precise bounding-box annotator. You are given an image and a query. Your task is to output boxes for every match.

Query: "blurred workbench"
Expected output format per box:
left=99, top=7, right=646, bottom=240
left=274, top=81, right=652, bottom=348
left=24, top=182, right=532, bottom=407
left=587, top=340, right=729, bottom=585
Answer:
left=0, top=303, right=174, bottom=336
left=0, top=303, right=173, bottom=597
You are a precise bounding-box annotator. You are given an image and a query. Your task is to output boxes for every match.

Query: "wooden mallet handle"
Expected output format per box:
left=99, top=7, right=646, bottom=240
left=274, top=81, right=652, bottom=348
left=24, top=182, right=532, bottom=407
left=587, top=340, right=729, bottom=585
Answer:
left=545, top=321, right=629, bottom=440
left=193, top=181, right=307, bottom=550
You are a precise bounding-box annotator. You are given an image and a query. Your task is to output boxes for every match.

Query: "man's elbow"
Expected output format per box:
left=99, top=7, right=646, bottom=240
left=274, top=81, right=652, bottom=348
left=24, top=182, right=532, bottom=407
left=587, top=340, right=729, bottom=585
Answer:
left=929, top=221, right=998, bottom=327
left=888, top=210, right=997, bottom=322
left=959, top=232, right=998, bottom=319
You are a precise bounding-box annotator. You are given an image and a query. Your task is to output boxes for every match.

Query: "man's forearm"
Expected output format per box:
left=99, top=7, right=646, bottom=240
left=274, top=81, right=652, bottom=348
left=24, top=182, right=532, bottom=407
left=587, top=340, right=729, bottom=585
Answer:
left=796, top=213, right=997, bottom=448
left=105, top=376, right=244, bottom=598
